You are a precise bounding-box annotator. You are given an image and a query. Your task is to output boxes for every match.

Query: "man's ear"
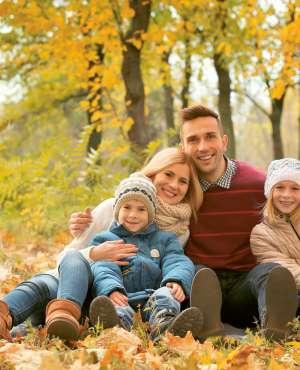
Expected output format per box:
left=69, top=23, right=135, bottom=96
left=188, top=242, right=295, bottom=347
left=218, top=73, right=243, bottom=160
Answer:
left=222, top=134, right=229, bottom=152
left=179, top=142, right=184, bottom=150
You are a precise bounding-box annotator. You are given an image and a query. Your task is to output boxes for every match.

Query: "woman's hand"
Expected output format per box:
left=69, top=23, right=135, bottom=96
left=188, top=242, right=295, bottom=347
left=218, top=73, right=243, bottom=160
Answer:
left=109, top=291, right=128, bottom=306
left=69, top=208, right=93, bottom=237
left=166, top=282, right=186, bottom=302
left=90, top=240, right=137, bottom=265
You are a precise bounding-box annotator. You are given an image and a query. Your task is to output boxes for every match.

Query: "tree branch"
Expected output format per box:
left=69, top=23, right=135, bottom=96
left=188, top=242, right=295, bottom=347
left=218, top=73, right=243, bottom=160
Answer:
left=232, top=88, right=270, bottom=118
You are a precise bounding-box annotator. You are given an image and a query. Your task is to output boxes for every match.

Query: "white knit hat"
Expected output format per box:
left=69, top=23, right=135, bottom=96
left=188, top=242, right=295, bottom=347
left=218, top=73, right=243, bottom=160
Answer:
left=264, top=158, right=300, bottom=197
left=113, top=172, right=157, bottom=223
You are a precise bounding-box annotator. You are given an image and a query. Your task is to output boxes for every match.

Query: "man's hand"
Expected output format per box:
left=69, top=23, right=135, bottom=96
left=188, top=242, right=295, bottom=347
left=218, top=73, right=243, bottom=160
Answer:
left=109, top=291, right=128, bottom=307
left=69, top=208, right=93, bottom=237
left=90, top=240, right=137, bottom=265
left=166, top=282, right=186, bottom=302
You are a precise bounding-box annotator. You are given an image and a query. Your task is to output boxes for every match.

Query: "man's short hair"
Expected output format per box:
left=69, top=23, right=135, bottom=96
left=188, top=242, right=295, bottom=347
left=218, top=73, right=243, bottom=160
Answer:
left=180, top=104, right=224, bottom=135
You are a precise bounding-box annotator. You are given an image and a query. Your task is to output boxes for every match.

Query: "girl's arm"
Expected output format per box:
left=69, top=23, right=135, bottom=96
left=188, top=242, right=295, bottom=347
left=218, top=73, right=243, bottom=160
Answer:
left=251, top=227, right=300, bottom=288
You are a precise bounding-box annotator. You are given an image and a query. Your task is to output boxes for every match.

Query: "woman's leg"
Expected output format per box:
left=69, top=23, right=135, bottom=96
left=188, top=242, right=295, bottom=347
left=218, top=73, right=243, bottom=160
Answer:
left=57, top=250, right=93, bottom=307
left=3, top=273, right=58, bottom=326
left=45, top=250, right=93, bottom=340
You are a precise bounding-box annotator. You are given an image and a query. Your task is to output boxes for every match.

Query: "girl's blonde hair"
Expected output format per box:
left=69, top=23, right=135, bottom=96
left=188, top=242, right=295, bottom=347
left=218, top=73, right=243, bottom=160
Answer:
left=263, top=187, right=300, bottom=224
left=140, top=147, right=203, bottom=219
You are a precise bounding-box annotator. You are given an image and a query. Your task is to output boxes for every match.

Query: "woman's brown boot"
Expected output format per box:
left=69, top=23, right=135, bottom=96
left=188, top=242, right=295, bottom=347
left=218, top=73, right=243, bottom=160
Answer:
left=0, top=301, right=12, bottom=341
left=45, top=299, right=81, bottom=340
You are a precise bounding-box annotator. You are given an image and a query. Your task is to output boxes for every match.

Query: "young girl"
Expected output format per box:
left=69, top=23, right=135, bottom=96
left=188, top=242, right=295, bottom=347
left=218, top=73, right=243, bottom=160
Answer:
left=250, top=158, right=300, bottom=318
left=0, top=147, right=203, bottom=341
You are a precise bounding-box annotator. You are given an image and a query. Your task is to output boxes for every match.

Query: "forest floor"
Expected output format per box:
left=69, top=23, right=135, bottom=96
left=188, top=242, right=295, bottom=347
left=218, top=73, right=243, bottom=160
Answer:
left=0, top=230, right=299, bottom=370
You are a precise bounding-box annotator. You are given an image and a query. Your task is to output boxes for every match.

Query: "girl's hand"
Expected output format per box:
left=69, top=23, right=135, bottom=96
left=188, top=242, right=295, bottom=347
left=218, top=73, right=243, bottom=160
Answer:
left=166, top=282, right=186, bottom=302
left=90, top=240, right=137, bottom=264
left=109, top=291, right=128, bottom=307
left=69, top=207, right=93, bottom=237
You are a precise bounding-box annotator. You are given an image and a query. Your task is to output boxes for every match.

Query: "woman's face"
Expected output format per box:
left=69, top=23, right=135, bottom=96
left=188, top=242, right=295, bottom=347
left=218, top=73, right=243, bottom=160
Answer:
left=152, top=163, right=190, bottom=205
left=272, top=180, right=300, bottom=215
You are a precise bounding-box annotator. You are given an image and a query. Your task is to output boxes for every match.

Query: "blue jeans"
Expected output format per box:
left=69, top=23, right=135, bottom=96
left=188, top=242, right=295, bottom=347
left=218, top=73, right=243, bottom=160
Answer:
left=3, top=250, right=92, bottom=327
left=196, top=262, right=279, bottom=328
left=116, top=286, right=180, bottom=332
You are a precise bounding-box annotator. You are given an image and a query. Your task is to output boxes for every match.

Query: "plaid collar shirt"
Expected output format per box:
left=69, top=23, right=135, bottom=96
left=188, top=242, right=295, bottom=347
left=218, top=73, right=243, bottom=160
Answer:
left=199, top=158, right=237, bottom=192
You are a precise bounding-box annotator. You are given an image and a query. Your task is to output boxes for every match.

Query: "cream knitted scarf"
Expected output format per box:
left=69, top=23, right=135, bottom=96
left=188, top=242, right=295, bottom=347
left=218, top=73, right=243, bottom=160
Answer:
left=155, top=197, right=192, bottom=237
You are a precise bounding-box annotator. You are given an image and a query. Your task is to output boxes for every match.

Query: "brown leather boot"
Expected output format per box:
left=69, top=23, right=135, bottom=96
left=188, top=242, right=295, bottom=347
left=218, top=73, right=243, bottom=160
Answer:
left=0, top=301, right=12, bottom=341
left=46, top=299, right=81, bottom=341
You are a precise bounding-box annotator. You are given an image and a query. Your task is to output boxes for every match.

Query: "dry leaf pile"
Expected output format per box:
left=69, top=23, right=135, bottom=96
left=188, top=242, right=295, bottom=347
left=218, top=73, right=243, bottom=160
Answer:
left=0, top=230, right=299, bottom=369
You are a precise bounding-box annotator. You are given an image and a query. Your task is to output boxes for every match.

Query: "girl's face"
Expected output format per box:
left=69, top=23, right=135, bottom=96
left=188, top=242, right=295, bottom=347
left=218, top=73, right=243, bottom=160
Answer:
left=272, top=180, right=300, bottom=215
left=152, top=163, right=190, bottom=205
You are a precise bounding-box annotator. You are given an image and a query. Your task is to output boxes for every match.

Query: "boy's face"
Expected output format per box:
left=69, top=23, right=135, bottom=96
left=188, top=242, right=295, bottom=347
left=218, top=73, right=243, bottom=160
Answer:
left=272, top=180, right=300, bottom=215
left=118, top=199, right=149, bottom=233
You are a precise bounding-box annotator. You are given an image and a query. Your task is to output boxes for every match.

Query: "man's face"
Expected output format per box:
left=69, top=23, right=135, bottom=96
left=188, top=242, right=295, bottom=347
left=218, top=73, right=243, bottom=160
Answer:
left=181, top=116, right=228, bottom=182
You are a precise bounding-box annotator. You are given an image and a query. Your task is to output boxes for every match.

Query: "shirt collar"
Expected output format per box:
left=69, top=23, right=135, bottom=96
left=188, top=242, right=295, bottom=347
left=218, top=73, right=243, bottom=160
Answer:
left=199, top=158, right=237, bottom=192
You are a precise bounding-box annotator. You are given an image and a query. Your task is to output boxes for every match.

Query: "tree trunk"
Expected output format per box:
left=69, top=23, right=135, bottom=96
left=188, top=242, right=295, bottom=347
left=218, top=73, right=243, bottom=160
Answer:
left=181, top=30, right=191, bottom=108
left=213, top=53, right=236, bottom=158
left=162, top=52, right=175, bottom=132
left=86, top=44, right=105, bottom=153
left=121, top=0, right=151, bottom=149
left=270, top=94, right=285, bottom=158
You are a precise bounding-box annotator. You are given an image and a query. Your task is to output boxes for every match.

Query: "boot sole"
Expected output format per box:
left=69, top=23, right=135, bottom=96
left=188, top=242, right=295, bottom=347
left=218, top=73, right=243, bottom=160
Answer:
left=47, top=318, right=79, bottom=341
left=168, top=307, right=203, bottom=338
left=89, top=296, right=120, bottom=328
left=265, top=266, right=297, bottom=340
left=190, top=268, right=223, bottom=338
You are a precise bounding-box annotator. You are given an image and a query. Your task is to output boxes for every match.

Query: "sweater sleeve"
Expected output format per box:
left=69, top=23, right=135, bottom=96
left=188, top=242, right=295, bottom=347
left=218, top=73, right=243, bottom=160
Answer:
left=57, top=198, right=114, bottom=264
left=251, top=225, right=300, bottom=289
left=160, top=234, right=195, bottom=296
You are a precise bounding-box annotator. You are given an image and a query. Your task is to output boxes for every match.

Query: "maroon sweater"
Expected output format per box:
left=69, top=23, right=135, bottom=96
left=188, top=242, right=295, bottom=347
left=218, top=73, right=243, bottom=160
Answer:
left=185, top=161, right=266, bottom=271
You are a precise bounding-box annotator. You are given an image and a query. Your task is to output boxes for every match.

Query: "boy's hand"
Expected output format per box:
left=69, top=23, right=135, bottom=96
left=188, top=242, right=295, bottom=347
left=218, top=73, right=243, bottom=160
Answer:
left=166, top=282, right=186, bottom=302
left=109, top=291, right=128, bottom=307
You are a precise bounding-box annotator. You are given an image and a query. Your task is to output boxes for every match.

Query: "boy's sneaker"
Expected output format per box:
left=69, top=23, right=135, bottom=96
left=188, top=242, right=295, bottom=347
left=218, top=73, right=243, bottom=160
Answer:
left=263, top=266, right=297, bottom=341
left=168, top=307, right=203, bottom=339
left=190, top=268, right=224, bottom=339
left=89, top=296, right=120, bottom=329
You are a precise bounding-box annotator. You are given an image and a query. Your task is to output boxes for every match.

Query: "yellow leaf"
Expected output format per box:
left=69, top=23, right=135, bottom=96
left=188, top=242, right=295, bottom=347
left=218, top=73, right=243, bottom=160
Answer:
left=80, top=100, right=90, bottom=110
left=91, top=111, right=102, bottom=122
left=271, top=80, right=286, bottom=100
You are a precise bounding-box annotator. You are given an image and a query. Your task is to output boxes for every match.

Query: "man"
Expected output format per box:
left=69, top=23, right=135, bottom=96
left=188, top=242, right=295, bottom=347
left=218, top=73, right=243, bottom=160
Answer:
left=180, top=104, right=297, bottom=340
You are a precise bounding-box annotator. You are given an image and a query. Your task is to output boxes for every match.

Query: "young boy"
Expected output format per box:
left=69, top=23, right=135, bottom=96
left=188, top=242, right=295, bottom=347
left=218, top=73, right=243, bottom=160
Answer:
left=88, top=173, right=202, bottom=340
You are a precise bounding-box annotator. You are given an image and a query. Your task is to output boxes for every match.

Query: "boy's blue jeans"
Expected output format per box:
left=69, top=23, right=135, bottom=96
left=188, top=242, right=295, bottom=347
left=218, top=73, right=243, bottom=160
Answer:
left=196, top=262, right=279, bottom=327
left=3, top=250, right=92, bottom=327
left=116, top=286, right=180, bottom=332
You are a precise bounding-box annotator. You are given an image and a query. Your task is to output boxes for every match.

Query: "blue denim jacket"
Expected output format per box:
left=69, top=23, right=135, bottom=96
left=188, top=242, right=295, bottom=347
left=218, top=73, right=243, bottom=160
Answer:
left=90, top=222, right=195, bottom=304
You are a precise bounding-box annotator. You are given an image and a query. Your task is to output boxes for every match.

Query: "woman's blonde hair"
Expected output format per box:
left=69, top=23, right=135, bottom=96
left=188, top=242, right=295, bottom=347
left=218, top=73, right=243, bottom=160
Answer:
left=263, top=187, right=300, bottom=224
left=140, top=147, right=203, bottom=219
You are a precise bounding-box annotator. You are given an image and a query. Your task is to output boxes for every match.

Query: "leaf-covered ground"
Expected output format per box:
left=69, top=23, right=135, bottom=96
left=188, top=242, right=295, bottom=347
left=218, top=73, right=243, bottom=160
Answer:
left=0, top=230, right=299, bottom=370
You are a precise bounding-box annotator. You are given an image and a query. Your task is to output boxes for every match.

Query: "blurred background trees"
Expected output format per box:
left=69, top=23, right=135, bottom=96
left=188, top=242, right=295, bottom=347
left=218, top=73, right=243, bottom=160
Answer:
left=0, top=0, right=299, bottom=240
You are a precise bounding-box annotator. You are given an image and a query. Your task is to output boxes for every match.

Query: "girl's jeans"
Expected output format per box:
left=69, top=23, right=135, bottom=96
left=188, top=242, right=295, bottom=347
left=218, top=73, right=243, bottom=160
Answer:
left=116, top=286, right=180, bottom=335
left=3, top=250, right=92, bottom=327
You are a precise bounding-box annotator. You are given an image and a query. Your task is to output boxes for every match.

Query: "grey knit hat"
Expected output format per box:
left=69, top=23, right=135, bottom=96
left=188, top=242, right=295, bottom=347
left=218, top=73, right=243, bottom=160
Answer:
left=113, top=172, right=157, bottom=223
left=264, top=158, right=300, bottom=197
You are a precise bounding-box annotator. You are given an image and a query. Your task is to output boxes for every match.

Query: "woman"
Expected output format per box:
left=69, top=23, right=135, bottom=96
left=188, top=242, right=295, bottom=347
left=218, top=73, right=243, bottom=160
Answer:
left=0, top=147, right=202, bottom=340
